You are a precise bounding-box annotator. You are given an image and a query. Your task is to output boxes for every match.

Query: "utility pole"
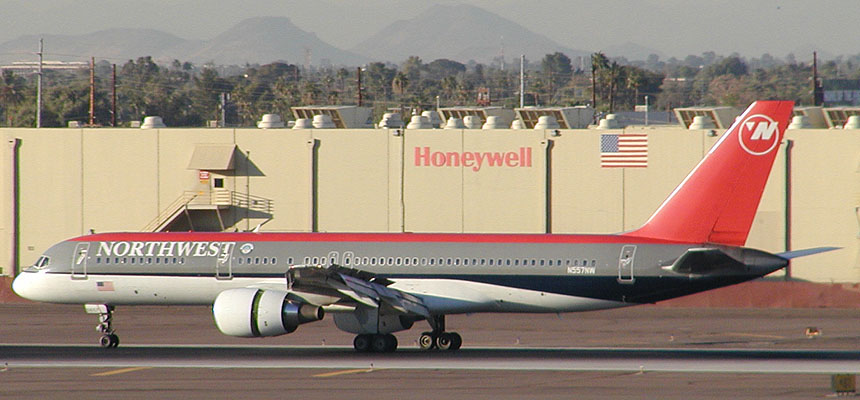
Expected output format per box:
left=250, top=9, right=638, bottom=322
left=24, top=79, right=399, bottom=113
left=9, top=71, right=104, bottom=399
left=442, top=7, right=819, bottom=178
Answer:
left=812, top=51, right=823, bottom=106
left=519, top=55, right=525, bottom=108
left=111, top=64, right=117, bottom=127
left=220, top=92, right=229, bottom=127
left=36, top=38, right=43, bottom=128
left=356, top=67, right=363, bottom=107
left=88, top=56, right=95, bottom=126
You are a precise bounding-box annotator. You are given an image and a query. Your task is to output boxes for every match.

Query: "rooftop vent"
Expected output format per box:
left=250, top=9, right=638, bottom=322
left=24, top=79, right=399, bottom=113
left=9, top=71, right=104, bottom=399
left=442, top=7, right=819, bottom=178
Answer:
left=293, top=118, right=313, bottom=129
left=140, top=116, right=166, bottom=129
left=422, top=111, right=443, bottom=128
left=444, top=117, right=465, bottom=129
left=787, top=115, right=811, bottom=129
left=378, top=113, right=404, bottom=128
left=596, top=114, right=621, bottom=129
left=482, top=116, right=506, bottom=129
left=844, top=115, right=860, bottom=129
left=406, top=115, right=432, bottom=129
left=534, top=115, right=560, bottom=130
left=313, top=114, right=336, bottom=128
left=688, top=115, right=715, bottom=129
left=257, top=114, right=285, bottom=129
left=463, top=115, right=482, bottom=129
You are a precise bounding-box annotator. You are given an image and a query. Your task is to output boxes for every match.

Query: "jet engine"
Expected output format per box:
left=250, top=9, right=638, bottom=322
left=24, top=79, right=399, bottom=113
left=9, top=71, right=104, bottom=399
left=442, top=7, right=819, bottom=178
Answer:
left=213, top=288, right=323, bottom=337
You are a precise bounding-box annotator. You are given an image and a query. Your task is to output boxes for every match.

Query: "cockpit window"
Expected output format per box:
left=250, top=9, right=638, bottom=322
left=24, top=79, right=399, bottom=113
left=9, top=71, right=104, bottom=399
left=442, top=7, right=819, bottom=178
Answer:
left=33, top=256, right=50, bottom=269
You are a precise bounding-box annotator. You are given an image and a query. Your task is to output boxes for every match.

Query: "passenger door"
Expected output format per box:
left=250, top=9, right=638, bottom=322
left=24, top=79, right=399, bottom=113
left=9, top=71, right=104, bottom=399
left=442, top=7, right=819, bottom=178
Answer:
left=71, top=243, right=89, bottom=280
left=617, top=245, right=636, bottom=284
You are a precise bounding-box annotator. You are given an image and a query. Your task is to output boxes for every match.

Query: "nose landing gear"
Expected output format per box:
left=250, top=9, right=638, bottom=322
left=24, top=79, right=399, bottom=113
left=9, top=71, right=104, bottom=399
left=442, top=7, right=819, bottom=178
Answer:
left=85, top=304, right=119, bottom=348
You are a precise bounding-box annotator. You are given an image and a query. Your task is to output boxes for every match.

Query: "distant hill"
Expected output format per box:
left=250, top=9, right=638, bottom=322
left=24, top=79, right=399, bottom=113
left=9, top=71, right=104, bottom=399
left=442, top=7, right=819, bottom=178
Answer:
left=603, top=42, right=665, bottom=62
left=349, top=4, right=590, bottom=64
left=0, top=29, right=197, bottom=64
left=0, top=18, right=367, bottom=67
left=187, top=17, right=368, bottom=66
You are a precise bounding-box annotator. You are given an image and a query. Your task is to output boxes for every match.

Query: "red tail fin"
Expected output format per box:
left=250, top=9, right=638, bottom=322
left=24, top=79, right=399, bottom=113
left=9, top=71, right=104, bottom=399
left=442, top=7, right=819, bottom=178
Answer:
left=626, top=101, right=794, bottom=246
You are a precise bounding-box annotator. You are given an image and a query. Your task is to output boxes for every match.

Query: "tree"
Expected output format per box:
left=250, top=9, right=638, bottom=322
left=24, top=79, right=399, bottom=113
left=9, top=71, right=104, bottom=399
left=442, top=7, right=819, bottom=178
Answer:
left=0, top=70, right=25, bottom=126
left=392, top=72, right=409, bottom=97
left=590, top=52, right=609, bottom=109
left=426, top=59, right=466, bottom=80
left=541, top=52, right=573, bottom=101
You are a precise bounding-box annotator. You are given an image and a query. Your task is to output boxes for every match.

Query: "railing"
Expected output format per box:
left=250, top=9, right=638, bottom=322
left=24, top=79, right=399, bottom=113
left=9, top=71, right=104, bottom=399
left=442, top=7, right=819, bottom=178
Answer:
left=141, top=192, right=199, bottom=232
left=142, top=190, right=274, bottom=232
left=231, top=191, right=274, bottom=214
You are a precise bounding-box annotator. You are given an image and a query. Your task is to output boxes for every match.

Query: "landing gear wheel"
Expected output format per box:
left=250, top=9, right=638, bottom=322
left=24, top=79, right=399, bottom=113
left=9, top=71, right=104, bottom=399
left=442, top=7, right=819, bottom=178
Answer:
left=447, top=332, right=462, bottom=350
left=436, top=332, right=454, bottom=350
left=353, top=334, right=372, bottom=352
left=418, top=332, right=436, bottom=350
left=371, top=334, right=397, bottom=353
left=99, top=334, right=119, bottom=348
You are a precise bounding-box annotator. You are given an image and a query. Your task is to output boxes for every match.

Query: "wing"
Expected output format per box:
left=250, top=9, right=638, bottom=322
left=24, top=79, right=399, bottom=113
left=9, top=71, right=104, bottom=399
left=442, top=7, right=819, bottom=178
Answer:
left=286, top=264, right=431, bottom=318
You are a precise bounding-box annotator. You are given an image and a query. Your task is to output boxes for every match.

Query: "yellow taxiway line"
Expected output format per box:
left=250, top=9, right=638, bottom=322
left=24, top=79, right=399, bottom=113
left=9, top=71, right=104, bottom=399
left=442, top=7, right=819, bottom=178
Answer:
left=90, top=366, right=152, bottom=377
left=313, top=368, right=375, bottom=378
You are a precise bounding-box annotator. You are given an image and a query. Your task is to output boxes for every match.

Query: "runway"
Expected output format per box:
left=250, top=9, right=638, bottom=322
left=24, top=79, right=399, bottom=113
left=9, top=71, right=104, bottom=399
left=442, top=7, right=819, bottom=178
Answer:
left=2, top=304, right=859, bottom=399
left=3, top=344, right=860, bottom=374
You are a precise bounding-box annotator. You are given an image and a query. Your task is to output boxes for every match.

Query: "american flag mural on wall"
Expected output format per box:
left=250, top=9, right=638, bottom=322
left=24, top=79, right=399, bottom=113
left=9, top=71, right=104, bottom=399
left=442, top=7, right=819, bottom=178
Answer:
left=600, top=134, right=648, bottom=168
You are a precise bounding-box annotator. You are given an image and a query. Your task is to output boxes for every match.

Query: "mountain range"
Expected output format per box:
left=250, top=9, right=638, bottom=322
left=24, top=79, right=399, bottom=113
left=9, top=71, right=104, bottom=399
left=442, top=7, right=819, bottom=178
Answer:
left=0, top=5, right=595, bottom=67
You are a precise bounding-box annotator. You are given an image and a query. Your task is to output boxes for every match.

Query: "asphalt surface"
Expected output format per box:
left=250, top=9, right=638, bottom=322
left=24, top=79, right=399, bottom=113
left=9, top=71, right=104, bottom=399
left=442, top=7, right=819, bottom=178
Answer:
left=1, top=304, right=859, bottom=399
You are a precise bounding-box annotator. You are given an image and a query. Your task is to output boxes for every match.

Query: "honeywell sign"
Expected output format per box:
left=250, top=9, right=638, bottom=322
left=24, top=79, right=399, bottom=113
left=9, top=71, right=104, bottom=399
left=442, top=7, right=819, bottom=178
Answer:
left=413, top=146, right=533, bottom=172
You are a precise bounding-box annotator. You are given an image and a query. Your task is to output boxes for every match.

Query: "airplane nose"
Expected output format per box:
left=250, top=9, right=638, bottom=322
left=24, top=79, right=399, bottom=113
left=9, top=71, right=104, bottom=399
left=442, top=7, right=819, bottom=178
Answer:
left=12, top=272, right=37, bottom=300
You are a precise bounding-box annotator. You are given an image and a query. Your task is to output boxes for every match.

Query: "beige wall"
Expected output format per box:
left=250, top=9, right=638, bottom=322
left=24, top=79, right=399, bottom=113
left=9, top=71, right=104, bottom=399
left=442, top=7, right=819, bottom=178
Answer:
left=2, top=126, right=858, bottom=283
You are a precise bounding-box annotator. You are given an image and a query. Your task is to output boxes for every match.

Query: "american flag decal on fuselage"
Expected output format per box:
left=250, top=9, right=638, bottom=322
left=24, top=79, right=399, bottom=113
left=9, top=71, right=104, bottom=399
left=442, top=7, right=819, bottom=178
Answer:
left=600, top=134, right=648, bottom=168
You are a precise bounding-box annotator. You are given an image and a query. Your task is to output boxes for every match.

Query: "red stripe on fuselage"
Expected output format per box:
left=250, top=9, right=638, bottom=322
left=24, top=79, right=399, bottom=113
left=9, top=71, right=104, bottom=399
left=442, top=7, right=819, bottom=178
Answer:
left=70, top=232, right=690, bottom=245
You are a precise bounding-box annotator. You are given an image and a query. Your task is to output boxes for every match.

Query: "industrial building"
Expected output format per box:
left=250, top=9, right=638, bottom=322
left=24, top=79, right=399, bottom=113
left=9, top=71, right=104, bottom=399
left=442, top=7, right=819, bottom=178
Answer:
left=1, top=117, right=858, bottom=284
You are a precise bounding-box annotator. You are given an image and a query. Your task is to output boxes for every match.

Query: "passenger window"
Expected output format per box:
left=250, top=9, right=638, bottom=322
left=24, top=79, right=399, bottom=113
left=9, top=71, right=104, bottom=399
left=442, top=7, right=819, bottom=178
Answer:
left=489, top=259, right=494, bottom=266
left=255, top=257, right=260, bottom=264
left=387, top=257, right=394, bottom=265
left=540, top=259, right=545, bottom=266
left=272, top=257, right=277, bottom=265
left=412, top=258, right=419, bottom=266
left=288, top=257, right=294, bottom=264
left=591, top=260, right=597, bottom=267
left=574, top=260, right=578, bottom=266
left=262, top=258, right=268, bottom=265
left=429, top=258, right=435, bottom=266
left=404, top=258, right=411, bottom=266
left=548, top=260, right=553, bottom=266
left=396, top=257, right=403, bottom=265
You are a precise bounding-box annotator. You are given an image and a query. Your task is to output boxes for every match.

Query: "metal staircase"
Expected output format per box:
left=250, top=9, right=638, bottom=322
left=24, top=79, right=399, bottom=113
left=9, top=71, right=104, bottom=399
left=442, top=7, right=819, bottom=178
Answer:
left=142, top=190, right=274, bottom=232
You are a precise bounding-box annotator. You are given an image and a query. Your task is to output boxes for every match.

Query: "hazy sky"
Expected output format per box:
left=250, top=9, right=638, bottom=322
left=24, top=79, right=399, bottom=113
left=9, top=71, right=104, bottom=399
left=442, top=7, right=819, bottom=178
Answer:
left=2, top=0, right=857, bottom=59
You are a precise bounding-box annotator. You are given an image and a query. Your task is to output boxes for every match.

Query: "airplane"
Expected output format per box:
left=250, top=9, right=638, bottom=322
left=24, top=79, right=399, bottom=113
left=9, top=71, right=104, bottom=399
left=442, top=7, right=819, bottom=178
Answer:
left=12, top=100, right=836, bottom=352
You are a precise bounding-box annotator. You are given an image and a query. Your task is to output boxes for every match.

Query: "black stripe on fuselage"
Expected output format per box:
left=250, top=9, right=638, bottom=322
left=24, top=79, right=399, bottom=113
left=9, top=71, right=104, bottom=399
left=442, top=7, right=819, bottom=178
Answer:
left=44, top=271, right=757, bottom=304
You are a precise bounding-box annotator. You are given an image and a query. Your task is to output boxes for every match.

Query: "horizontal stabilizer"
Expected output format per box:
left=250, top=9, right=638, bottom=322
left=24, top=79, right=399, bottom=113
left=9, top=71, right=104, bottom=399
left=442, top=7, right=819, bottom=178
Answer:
left=776, top=247, right=840, bottom=260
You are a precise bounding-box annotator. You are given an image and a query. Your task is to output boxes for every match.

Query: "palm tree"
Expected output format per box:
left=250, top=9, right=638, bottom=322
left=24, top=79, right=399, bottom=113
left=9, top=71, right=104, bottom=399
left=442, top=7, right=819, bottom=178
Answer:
left=590, top=52, right=609, bottom=109
left=392, top=72, right=409, bottom=97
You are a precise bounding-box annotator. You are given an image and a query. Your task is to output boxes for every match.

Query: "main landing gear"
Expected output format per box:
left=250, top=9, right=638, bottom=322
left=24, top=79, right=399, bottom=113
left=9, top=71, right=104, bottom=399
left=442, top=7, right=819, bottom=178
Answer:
left=350, top=315, right=462, bottom=353
left=85, top=304, right=119, bottom=348
left=418, top=315, right=462, bottom=351
left=353, top=333, right=398, bottom=353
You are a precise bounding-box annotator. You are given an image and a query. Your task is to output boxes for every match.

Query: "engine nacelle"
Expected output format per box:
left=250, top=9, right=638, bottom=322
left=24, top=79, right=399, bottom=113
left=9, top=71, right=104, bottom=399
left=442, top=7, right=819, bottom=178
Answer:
left=213, top=288, right=324, bottom=337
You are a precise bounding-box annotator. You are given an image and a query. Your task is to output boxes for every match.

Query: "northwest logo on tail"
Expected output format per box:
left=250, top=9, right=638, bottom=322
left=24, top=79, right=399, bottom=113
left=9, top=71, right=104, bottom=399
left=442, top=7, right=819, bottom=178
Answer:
left=738, top=114, right=780, bottom=155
